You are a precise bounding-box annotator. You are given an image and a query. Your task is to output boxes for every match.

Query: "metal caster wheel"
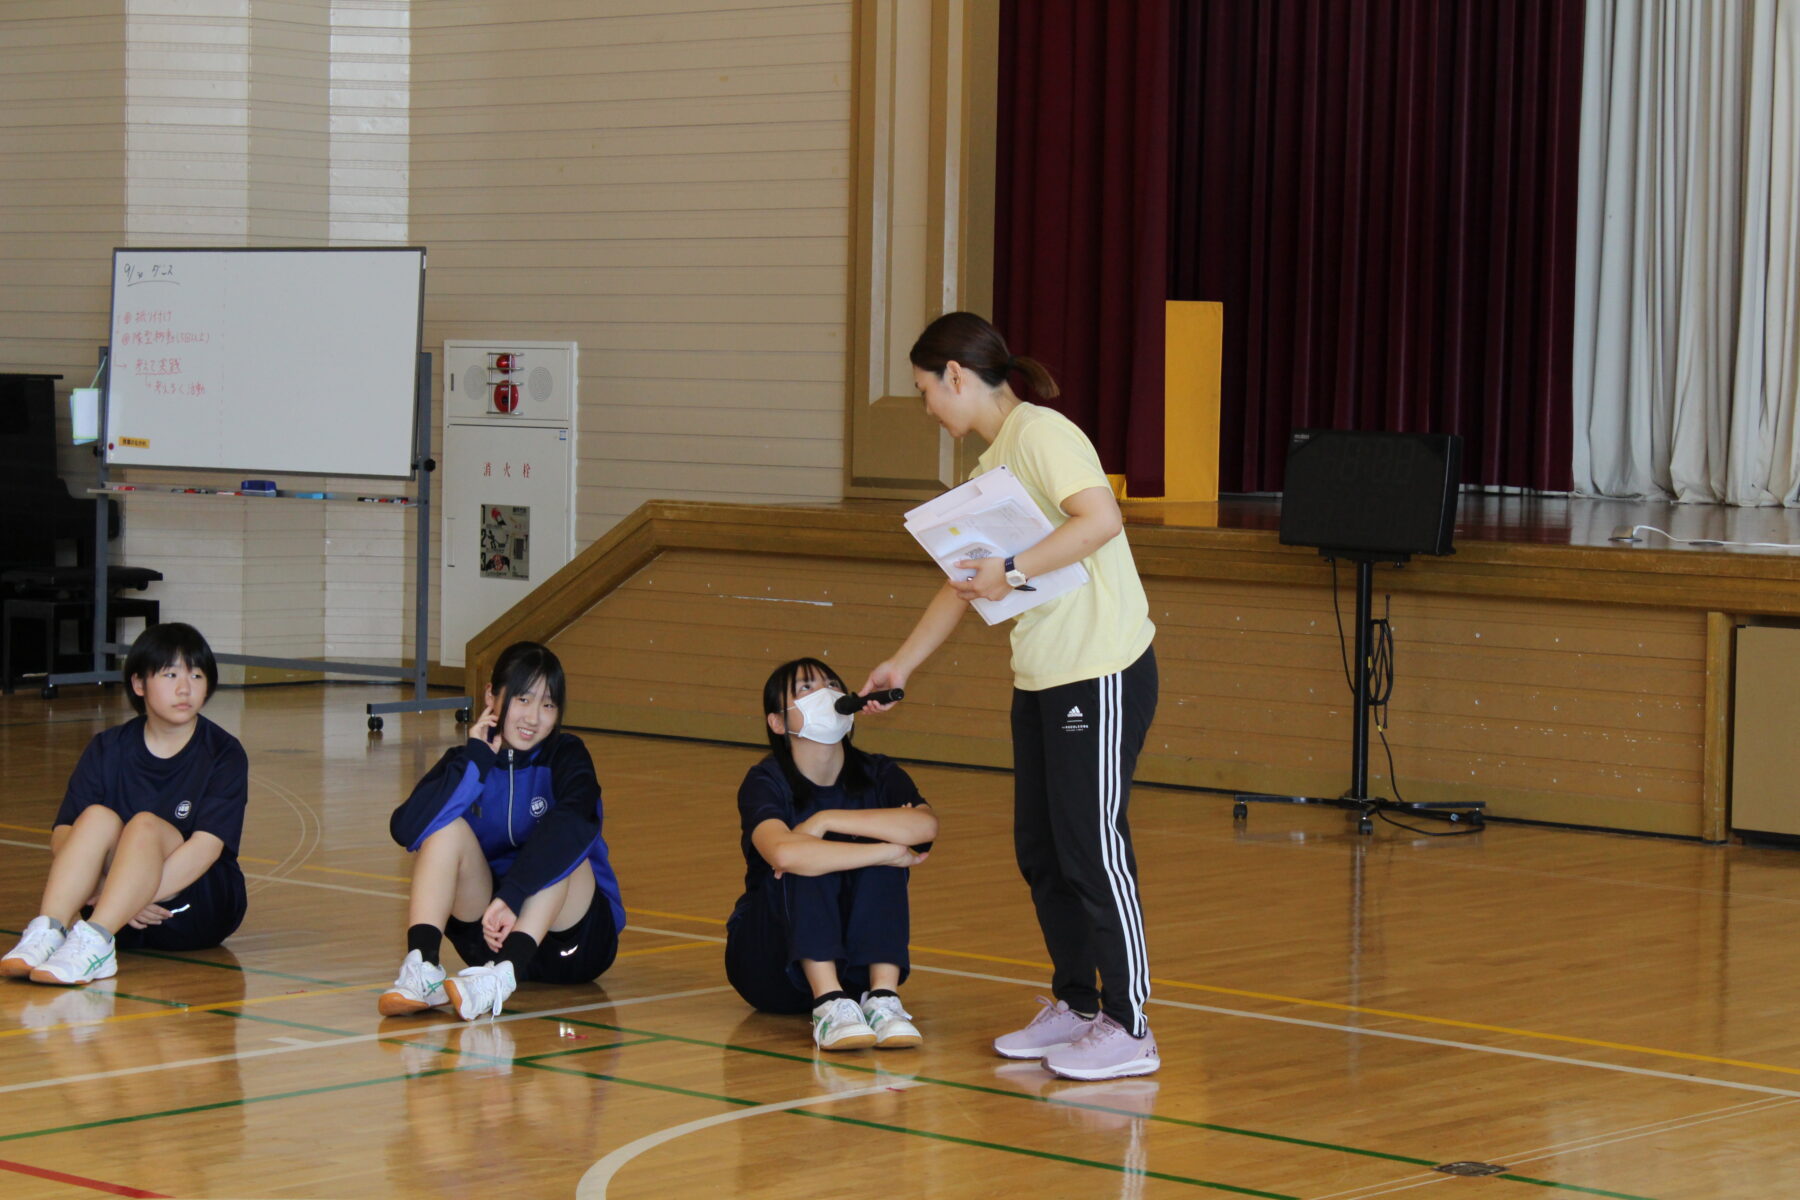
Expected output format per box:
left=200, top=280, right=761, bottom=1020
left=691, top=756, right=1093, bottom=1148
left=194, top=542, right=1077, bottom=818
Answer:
left=455, top=707, right=471, bottom=724
left=367, top=715, right=383, bottom=733
left=40, top=684, right=58, bottom=700
left=1232, top=802, right=1247, bottom=820
left=1357, top=817, right=1373, bottom=835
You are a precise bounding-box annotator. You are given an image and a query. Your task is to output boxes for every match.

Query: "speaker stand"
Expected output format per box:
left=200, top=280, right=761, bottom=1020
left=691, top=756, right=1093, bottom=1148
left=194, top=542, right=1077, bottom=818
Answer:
left=1232, top=551, right=1486, bottom=835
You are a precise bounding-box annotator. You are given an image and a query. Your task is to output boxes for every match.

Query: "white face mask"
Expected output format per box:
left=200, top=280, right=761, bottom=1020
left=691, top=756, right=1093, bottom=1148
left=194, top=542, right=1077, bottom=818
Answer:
left=789, top=687, right=854, bottom=745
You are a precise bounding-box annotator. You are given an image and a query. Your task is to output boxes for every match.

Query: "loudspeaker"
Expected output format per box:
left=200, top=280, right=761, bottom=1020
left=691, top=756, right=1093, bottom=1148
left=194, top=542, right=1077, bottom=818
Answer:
left=1279, top=429, right=1462, bottom=557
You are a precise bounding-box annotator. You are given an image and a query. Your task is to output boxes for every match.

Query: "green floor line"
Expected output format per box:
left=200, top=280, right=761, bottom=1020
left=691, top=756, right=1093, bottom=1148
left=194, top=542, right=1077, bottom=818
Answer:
left=548, top=1017, right=1667, bottom=1200
left=0, top=927, right=345, bottom=989
left=553, top=1017, right=1441, bottom=1166
left=0, top=1067, right=468, bottom=1144
left=1498, top=1174, right=1671, bottom=1200
left=0, top=953, right=1672, bottom=1200
left=212, top=1008, right=358, bottom=1038
left=793, top=1106, right=1297, bottom=1199
left=514, top=1035, right=666, bottom=1062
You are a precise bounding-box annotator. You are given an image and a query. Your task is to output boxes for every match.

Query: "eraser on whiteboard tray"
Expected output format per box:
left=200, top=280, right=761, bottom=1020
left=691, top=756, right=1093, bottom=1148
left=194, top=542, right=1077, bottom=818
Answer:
left=240, top=480, right=277, bottom=495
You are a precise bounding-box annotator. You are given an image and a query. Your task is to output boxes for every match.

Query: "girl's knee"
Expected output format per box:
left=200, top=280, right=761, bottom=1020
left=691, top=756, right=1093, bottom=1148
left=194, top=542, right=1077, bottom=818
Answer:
left=72, top=805, right=124, bottom=833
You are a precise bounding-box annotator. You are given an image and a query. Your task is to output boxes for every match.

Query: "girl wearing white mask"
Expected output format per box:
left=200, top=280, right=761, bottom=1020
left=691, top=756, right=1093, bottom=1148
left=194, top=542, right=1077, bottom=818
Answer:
left=725, top=657, right=938, bottom=1051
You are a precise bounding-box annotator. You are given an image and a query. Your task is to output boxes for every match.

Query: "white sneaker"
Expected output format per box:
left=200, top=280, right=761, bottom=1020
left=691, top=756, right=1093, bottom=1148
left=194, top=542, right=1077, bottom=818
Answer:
left=378, top=950, right=449, bottom=1016
left=861, top=992, right=922, bottom=1049
left=2, top=916, right=65, bottom=978
left=30, top=920, right=118, bottom=986
left=443, top=960, right=515, bottom=1020
left=811, top=996, right=877, bottom=1051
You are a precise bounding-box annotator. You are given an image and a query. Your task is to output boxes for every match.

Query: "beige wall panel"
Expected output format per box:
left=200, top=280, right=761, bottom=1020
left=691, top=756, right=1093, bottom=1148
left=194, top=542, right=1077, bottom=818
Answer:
left=412, top=0, right=853, bottom=571
left=0, top=3, right=126, bottom=485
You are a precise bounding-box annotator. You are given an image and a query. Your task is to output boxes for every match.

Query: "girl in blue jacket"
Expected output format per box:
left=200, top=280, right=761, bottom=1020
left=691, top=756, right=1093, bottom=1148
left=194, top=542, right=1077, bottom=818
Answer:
left=380, top=642, right=624, bottom=1020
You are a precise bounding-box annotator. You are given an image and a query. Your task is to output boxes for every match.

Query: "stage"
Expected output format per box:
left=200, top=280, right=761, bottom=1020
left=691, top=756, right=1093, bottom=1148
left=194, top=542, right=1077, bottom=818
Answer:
left=468, top=492, right=1800, bottom=841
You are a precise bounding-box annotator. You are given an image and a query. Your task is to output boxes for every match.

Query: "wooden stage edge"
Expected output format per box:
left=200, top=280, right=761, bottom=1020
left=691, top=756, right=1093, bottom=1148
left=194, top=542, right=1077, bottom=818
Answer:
left=468, top=494, right=1800, bottom=843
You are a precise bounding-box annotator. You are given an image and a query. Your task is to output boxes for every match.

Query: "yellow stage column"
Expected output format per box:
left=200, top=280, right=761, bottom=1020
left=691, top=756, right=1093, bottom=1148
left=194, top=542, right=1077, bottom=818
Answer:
left=1109, top=300, right=1222, bottom=501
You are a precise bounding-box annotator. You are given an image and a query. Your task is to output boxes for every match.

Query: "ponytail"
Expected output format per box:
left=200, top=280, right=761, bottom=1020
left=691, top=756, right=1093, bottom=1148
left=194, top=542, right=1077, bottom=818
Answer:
left=910, top=312, right=1060, bottom=399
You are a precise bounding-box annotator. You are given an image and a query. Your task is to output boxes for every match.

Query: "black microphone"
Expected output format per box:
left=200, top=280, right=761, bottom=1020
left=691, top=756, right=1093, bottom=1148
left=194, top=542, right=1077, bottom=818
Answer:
left=835, top=688, right=904, bottom=714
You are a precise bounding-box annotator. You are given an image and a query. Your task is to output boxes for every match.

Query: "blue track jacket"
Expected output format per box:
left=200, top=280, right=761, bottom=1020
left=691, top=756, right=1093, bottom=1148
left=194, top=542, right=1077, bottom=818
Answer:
left=389, top=730, right=625, bottom=930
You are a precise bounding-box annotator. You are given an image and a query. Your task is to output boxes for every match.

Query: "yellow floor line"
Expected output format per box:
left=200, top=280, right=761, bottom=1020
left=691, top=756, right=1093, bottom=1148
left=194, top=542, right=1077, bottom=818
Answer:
left=11, top=819, right=1799, bottom=1080
left=0, top=981, right=378, bottom=1040
left=900, top=943, right=1800, bottom=1079
left=616, top=940, right=715, bottom=959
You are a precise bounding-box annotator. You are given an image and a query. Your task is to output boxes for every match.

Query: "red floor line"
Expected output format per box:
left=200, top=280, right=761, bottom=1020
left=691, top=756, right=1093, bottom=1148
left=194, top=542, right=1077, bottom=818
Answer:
left=0, top=1156, right=169, bottom=1198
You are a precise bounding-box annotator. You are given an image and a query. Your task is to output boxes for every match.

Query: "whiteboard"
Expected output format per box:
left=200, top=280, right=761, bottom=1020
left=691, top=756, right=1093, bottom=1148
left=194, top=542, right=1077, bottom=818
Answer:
left=105, top=247, right=425, bottom=478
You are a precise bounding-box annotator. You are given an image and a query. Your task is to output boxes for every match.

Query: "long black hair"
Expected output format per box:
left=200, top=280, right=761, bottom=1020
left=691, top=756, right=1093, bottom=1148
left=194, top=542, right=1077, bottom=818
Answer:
left=491, top=641, right=566, bottom=741
left=123, top=623, right=218, bottom=715
left=761, top=656, right=873, bottom=807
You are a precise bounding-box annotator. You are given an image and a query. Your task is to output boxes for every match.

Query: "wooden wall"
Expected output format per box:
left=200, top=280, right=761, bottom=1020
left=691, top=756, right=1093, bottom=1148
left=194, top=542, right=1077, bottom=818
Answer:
left=470, top=501, right=1732, bottom=839
left=548, top=547, right=1708, bottom=836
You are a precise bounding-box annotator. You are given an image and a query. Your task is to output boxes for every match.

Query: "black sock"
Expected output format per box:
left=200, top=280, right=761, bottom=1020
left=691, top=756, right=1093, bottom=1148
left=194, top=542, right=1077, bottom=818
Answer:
left=497, top=931, right=538, bottom=973
left=865, top=988, right=899, bottom=1000
left=811, top=989, right=849, bottom=1008
left=407, top=923, right=443, bottom=966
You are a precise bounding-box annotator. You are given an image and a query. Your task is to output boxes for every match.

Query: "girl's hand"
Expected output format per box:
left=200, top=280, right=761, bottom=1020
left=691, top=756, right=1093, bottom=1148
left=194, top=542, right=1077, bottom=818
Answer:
left=481, top=898, right=517, bottom=951
left=888, top=844, right=930, bottom=868
left=951, top=556, right=1010, bottom=603
left=468, top=703, right=503, bottom=753
left=858, top=662, right=909, bottom=713
left=128, top=903, right=172, bottom=930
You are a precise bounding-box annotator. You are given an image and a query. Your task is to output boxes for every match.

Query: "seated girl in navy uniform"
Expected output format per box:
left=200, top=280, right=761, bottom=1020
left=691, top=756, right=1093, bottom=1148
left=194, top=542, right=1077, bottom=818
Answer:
left=726, top=657, right=938, bottom=1050
left=381, top=641, right=624, bottom=1021
left=3, top=623, right=249, bottom=987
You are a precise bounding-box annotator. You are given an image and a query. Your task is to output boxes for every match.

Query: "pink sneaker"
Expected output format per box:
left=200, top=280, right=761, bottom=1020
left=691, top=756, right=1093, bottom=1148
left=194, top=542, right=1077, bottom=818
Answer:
left=993, top=996, right=1097, bottom=1059
left=1042, top=1014, right=1159, bottom=1080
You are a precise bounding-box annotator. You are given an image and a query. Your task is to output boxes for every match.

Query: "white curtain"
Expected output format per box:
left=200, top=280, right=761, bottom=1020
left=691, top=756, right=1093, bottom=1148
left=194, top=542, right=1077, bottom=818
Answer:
left=1572, top=0, right=1800, bottom=504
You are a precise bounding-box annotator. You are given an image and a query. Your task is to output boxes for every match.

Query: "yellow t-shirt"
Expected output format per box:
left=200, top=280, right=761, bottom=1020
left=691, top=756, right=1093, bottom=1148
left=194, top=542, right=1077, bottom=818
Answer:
left=975, top=402, right=1155, bottom=690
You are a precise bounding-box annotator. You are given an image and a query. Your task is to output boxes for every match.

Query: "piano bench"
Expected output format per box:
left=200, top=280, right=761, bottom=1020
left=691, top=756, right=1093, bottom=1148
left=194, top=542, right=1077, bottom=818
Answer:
left=2, top=595, right=161, bottom=694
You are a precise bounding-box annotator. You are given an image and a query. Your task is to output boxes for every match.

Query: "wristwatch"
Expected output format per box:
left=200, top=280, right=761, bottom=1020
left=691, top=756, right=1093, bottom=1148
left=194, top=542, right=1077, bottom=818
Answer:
left=1004, top=556, right=1030, bottom=589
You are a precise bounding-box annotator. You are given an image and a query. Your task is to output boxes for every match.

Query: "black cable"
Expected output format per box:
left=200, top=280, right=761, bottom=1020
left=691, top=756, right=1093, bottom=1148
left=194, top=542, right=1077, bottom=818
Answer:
left=1367, top=590, right=1480, bottom=838
left=1328, top=558, right=1355, bottom=695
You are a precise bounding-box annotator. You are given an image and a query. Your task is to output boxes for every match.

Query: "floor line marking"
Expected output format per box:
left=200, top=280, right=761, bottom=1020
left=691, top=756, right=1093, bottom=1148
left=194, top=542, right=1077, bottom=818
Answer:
left=0, top=1155, right=168, bottom=1198
left=3, top=984, right=1665, bottom=1200
left=0, top=981, right=380, bottom=1041
left=0, top=985, right=734, bottom=1096
left=573, top=1081, right=924, bottom=1199
left=910, top=962, right=1800, bottom=1100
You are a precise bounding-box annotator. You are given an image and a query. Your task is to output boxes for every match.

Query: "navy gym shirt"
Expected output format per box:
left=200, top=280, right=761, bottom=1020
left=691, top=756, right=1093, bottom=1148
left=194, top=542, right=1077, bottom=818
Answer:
left=735, top=750, right=926, bottom=894
left=55, top=715, right=250, bottom=856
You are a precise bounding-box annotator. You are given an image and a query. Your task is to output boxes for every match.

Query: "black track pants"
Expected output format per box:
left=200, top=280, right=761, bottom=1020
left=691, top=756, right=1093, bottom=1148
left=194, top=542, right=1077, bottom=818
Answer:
left=1010, top=646, right=1158, bottom=1036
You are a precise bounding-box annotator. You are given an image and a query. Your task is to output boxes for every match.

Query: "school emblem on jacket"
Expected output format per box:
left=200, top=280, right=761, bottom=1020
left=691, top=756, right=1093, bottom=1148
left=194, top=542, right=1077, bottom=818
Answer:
left=530, top=796, right=549, bottom=817
left=174, top=800, right=192, bottom=819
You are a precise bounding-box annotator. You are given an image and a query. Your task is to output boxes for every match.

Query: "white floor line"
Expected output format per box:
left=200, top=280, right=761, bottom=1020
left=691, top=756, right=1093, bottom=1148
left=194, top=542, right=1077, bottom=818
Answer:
left=574, top=1079, right=923, bottom=1200
left=1485, top=1094, right=1789, bottom=1163
left=0, top=985, right=733, bottom=1097
left=12, top=838, right=1800, bottom=1103
left=1303, top=1097, right=1796, bottom=1200
left=909, top=962, right=1800, bottom=1100
left=1494, top=1096, right=1799, bottom=1171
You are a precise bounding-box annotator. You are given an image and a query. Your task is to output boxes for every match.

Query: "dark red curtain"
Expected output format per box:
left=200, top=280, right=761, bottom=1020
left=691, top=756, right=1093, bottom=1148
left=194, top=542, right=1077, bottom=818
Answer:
left=1171, top=0, right=1584, bottom=492
left=994, top=0, right=1172, bottom=495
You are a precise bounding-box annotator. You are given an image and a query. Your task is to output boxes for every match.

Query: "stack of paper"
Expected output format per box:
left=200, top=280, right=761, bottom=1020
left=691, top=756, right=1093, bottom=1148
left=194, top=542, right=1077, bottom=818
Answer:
left=903, top=465, right=1089, bottom=625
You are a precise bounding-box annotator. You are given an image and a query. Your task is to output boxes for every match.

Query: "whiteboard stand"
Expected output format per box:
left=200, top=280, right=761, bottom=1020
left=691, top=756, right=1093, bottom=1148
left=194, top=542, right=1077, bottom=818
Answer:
left=49, top=351, right=471, bottom=734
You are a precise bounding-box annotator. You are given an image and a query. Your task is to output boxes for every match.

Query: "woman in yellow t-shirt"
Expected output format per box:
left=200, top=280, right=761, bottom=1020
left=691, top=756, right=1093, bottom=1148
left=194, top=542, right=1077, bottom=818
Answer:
left=861, top=311, right=1159, bottom=1082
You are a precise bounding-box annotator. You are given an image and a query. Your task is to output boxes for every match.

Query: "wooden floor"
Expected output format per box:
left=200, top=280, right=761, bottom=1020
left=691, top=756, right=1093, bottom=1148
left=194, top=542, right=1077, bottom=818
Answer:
left=4, top=683, right=1800, bottom=1199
